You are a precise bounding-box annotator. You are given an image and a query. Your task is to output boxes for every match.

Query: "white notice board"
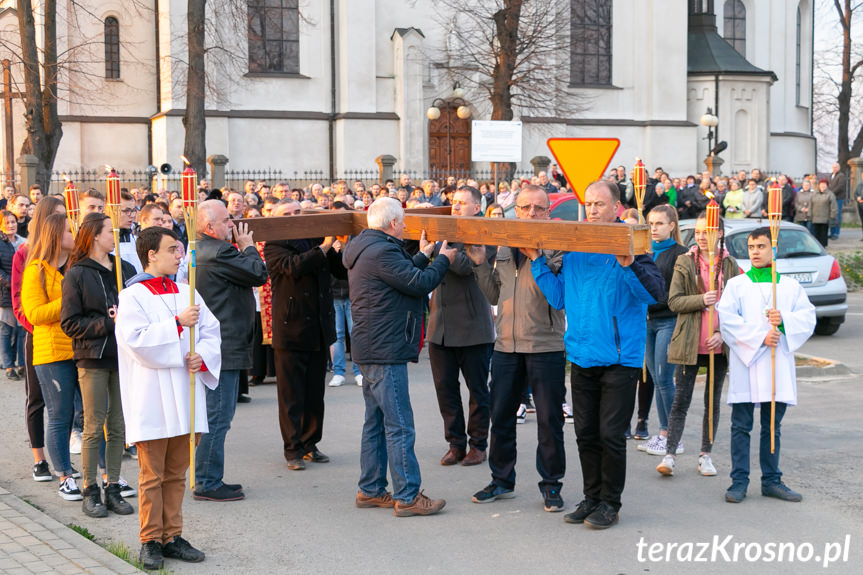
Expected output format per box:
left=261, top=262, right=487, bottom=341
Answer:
left=471, top=121, right=523, bottom=162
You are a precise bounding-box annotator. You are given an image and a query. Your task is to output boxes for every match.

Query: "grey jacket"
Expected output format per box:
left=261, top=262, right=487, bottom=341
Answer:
left=473, top=247, right=564, bottom=354
left=195, top=234, right=269, bottom=370
left=427, top=243, right=496, bottom=348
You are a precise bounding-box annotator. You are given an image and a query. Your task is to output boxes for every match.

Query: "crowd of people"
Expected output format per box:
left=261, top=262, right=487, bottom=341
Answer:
left=0, top=159, right=846, bottom=568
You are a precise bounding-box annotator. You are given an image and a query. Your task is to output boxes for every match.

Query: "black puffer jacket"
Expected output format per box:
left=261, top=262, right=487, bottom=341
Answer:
left=342, top=229, right=450, bottom=364
left=60, top=257, right=136, bottom=366
left=647, top=243, right=689, bottom=320
left=263, top=238, right=346, bottom=351
left=0, top=236, right=15, bottom=308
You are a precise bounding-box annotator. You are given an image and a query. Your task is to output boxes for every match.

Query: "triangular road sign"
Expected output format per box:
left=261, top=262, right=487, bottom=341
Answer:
left=547, top=138, right=620, bottom=203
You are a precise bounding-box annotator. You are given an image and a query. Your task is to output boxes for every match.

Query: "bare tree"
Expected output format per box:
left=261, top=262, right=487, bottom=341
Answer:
left=434, top=0, right=580, bottom=122
left=16, top=0, right=61, bottom=189
left=815, top=0, right=863, bottom=171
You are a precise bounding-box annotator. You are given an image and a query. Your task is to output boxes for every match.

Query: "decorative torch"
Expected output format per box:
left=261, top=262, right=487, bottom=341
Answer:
left=62, top=176, right=79, bottom=238
left=632, top=158, right=647, bottom=223
left=767, top=178, right=783, bottom=454
left=705, top=197, right=720, bottom=445
left=105, top=167, right=124, bottom=293
left=181, top=156, right=199, bottom=490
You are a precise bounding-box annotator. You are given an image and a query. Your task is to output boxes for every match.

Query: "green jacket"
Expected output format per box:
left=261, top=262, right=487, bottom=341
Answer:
left=667, top=251, right=740, bottom=366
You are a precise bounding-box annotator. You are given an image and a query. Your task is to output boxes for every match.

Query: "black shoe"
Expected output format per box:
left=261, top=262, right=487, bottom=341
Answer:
left=543, top=489, right=564, bottom=512
left=761, top=483, right=802, bottom=502
left=193, top=484, right=245, bottom=501
left=584, top=502, right=619, bottom=529
left=162, top=536, right=205, bottom=563
left=223, top=482, right=243, bottom=492
left=104, top=483, right=134, bottom=515
left=634, top=419, right=649, bottom=440
left=237, top=394, right=251, bottom=403
left=248, top=376, right=263, bottom=387
left=303, top=449, right=330, bottom=463
left=624, top=426, right=633, bottom=440
left=563, top=498, right=599, bottom=524
left=33, top=460, right=53, bottom=482
left=286, top=458, right=306, bottom=470
left=6, top=367, right=20, bottom=380
left=139, top=541, right=164, bottom=570
left=471, top=483, right=515, bottom=503
left=81, top=485, right=108, bottom=518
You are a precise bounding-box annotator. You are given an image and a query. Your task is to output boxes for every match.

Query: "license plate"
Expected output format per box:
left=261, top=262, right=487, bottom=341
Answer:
left=787, top=272, right=813, bottom=284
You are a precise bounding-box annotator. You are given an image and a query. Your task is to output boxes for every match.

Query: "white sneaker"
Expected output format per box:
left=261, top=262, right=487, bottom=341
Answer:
left=644, top=436, right=668, bottom=456
left=355, top=374, right=363, bottom=387
left=328, top=375, right=346, bottom=387
left=656, top=455, right=675, bottom=476
left=516, top=404, right=527, bottom=424
left=69, top=430, right=82, bottom=455
left=698, top=454, right=717, bottom=476
left=638, top=435, right=662, bottom=453
left=675, top=441, right=685, bottom=455
left=58, top=476, right=83, bottom=501
left=562, top=403, right=573, bottom=422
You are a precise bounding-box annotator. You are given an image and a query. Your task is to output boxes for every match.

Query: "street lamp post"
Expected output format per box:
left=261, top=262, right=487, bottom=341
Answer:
left=700, top=107, right=720, bottom=175
left=427, top=89, right=471, bottom=179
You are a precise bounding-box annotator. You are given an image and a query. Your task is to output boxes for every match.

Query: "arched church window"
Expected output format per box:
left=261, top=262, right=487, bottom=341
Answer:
left=570, top=0, right=613, bottom=86
left=723, top=0, right=745, bottom=56
left=104, top=16, right=120, bottom=79
left=248, top=0, right=300, bottom=74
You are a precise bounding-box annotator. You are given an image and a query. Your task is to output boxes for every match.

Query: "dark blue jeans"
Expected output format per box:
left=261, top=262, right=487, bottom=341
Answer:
left=489, top=350, right=566, bottom=493
left=332, top=298, right=360, bottom=377
left=0, top=320, right=22, bottom=369
left=357, top=363, right=421, bottom=504
left=34, top=360, right=79, bottom=476
left=644, top=317, right=676, bottom=431
left=730, top=401, right=787, bottom=489
left=195, top=369, right=240, bottom=492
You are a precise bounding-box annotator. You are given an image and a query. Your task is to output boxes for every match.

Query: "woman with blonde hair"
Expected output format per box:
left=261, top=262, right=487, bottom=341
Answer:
left=21, top=213, right=79, bottom=500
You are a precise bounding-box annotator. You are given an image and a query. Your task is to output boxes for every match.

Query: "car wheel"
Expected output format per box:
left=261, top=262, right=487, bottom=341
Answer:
left=814, top=317, right=842, bottom=336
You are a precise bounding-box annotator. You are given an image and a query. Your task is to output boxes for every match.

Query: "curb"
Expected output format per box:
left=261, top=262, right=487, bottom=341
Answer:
left=794, top=353, right=853, bottom=379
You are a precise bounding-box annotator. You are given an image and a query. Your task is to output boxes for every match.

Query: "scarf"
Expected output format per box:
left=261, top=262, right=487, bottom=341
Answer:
left=651, top=237, right=677, bottom=261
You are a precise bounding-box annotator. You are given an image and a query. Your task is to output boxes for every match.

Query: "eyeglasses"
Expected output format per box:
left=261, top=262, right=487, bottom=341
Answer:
left=515, top=204, right=548, bottom=214
left=120, top=208, right=138, bottom=215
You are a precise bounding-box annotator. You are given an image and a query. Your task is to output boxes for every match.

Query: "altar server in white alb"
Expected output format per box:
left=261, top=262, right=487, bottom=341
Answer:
left=716, top=227, right=815, bottom=505
left=115, top=227, right=222, bottom=570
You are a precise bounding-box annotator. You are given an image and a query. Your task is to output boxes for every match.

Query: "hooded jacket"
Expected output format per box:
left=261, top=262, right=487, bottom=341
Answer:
left=342, top=228, right=450, bottom=364
left=60, top=257, right=136, bottom=368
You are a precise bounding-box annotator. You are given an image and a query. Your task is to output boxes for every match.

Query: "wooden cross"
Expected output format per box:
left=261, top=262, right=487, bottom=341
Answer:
left=240, top=206, right=650, bottom=256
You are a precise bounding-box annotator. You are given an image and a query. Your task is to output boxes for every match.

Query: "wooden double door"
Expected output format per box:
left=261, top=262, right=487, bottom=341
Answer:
left=428, top=105, right=471, bottom=177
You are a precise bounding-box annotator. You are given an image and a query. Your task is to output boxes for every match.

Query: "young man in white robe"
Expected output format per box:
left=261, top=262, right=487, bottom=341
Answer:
left=716, top=227, right=815, bottom=504
left=116, top=227, right=222, bottom=570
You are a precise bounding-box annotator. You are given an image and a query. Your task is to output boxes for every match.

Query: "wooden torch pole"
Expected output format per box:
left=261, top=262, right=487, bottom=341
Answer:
left=705, top=198, right=720, bottom=445
left=767, top=179, right=783, bottom=454
left=181, top=158, right=198, bottom=490
left=105, top=168, right=123, bottom=294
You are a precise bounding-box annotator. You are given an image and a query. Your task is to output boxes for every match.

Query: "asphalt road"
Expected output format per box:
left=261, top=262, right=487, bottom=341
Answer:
left=0, top=295, right=860, bottom=575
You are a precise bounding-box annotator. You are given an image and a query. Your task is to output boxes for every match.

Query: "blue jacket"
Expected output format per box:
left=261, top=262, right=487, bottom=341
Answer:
left=342, top=229, right=450, bottom=364
left=532, top=252, right=664, bottom=368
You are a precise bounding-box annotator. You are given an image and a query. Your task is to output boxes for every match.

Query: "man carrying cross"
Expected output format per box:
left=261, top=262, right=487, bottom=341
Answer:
left=525, top=180, right=664, bottom=529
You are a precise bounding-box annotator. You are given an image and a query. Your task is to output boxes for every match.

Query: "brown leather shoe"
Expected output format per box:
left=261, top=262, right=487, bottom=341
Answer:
left=356, top=491, right=395, bottom=508
left=440, top=447, right=466, bottom=466
left=461, top=448, right=487, bottom=466
left=393, top=491, right=446, bottom=517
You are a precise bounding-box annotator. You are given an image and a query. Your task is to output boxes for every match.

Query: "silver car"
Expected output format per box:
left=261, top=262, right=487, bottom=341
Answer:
left=679, top=219, right=847, bottom=335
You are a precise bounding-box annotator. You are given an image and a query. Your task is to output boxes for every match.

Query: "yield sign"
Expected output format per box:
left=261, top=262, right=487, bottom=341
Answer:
left=547, top=138, right=620, bottom=203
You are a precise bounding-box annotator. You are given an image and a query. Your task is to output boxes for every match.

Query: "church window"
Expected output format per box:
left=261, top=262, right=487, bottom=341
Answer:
left=723, top=0, right=746, bottom=56
left=248, top=0, right=300, bottom=74
left=570, top=0, right=613, bottom=86
left=104, top=16, right=120, bottom=79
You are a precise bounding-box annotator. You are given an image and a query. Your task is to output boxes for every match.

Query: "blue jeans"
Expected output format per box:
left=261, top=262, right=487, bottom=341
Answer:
left=357, top=363, right=421, bottom=504
left=0, top=321, right=18, bottom=369
left=34, top=360, right=79, bottom=476
left=644, top=317, right=676, bottom=431
left=332, top=298, right=360, bottom=377
left=730, top=402, right=787, bottom=489
left=195, top=369, right=240, bottom=492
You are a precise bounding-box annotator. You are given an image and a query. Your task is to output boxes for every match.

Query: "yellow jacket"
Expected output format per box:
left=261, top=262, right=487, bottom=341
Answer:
left=21, top=259, right=74, bottom=365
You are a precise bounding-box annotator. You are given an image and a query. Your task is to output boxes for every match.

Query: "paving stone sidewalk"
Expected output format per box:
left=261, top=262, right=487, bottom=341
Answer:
left=0, top=485, right=142, bottom=575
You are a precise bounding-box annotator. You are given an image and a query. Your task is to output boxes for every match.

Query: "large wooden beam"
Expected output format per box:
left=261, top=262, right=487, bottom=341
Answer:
left=240, top=210, right=650, bottom=256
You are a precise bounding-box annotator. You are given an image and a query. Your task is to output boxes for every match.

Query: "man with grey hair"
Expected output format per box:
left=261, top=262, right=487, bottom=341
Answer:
left=342, top=198, right=457, bottom=517
left=193, top=200, right=269, bottom=501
